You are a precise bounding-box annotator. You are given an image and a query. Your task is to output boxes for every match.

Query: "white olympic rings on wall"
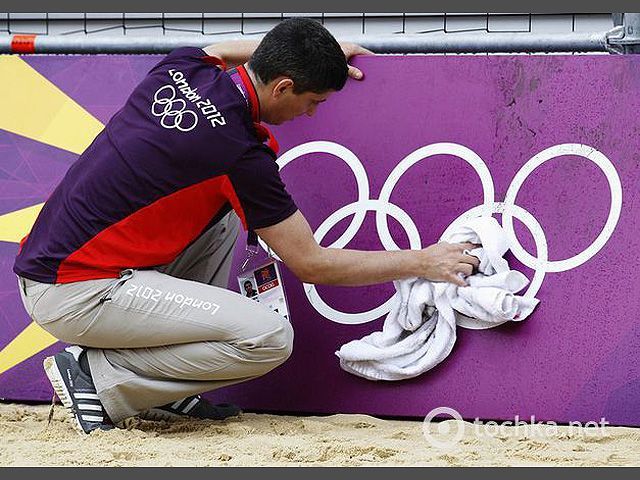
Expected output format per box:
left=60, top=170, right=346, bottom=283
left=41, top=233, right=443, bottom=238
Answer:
left=268, top=141, right=622, bottom=325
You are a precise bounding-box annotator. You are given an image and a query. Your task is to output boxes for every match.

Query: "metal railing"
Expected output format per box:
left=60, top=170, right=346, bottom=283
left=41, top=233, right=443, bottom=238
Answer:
left=0, top=13, right=638, bottom=54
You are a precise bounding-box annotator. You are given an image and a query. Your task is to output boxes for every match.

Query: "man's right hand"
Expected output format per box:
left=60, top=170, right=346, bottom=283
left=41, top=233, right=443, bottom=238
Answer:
left=419, top=242, right=480, bottom=287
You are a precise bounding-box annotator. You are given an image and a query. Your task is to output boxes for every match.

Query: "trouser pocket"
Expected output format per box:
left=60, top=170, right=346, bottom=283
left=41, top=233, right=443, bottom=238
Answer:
left=26, top=270, right=135, bottom=325
left=99, top=269, right=135, bottom=303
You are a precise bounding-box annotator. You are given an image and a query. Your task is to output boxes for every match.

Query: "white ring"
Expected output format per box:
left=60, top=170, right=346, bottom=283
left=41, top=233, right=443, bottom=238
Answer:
left=377, top=142, right=495, bottom=251
left=159, top=107, right=198, bottom=132
left=502, top=144, right=622, bottom=273
left=304, top=199, right=421, bottom=325
left=151, top=85, right=176, bottom=116
left=258, top=141, right=370, bottom=259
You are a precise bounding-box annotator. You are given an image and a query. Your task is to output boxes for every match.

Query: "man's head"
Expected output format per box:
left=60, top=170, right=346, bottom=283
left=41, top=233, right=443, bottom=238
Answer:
left=243, top=280, right=254, bottom=294
left=248, top=18, right=348, bottom=125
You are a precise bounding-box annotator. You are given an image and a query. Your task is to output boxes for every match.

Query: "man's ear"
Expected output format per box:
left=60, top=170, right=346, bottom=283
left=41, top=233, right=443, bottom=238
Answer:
left=272, top=78, right=294, bottom=98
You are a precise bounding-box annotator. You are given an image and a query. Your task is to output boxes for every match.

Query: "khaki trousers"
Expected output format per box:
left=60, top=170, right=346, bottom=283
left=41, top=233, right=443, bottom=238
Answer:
left=17, top=213, right=293, bottom=422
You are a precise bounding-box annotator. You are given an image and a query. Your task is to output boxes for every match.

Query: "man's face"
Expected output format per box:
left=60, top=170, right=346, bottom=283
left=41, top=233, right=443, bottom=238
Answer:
left=264, top=80, right=333, bottom=125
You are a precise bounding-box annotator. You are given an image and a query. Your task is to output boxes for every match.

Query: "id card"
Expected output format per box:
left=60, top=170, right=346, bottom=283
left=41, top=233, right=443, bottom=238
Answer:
left=237, top=259, right=290, bottom=320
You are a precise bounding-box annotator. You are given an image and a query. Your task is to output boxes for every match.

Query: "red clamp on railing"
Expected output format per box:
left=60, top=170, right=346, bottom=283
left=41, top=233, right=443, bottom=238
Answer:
left=11, top=34, right=37, bottom=54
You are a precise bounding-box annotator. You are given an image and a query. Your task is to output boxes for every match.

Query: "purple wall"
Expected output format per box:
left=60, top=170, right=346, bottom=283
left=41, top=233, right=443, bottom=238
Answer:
left=1, top=55, right=639, bottom=426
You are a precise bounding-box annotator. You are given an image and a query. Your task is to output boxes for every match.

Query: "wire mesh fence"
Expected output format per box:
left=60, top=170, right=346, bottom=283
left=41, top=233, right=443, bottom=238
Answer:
left=0, top=13, right=614, bottom=38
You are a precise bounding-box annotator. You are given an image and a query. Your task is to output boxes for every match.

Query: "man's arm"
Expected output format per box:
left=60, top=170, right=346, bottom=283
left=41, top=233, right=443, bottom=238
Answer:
left=203, top=40, right=373, bottom=80
left=256, top=210, right=479, bottom=288
left=203, top=40, right=261, bottom=69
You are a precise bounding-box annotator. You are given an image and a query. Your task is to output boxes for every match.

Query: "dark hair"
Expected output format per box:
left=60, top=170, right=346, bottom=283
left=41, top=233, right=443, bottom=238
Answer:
left=249, top=18, right=348, bottom=94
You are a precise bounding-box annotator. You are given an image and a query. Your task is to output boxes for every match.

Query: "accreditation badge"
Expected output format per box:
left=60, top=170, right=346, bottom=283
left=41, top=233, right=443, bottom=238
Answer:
left=237, top=259, right=290, bottom=321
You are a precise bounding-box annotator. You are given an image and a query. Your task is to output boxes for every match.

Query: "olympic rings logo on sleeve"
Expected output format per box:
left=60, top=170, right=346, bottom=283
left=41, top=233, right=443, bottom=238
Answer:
left=261, top=141, right=622, bottom=326
left=151, top=85, right=199, bottom=132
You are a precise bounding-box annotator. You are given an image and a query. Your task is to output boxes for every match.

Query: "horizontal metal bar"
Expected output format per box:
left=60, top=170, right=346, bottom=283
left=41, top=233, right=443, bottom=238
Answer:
left=343, top=32, right=609, bottom=53
left=0, top=32, right=609, bottom=54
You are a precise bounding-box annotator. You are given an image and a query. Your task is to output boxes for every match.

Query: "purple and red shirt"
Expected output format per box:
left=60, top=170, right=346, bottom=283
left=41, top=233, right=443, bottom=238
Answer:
left=13, top=47, right=298, bottom=284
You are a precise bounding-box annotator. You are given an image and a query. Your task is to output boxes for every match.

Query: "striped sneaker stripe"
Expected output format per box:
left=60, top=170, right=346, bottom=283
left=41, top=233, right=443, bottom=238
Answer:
left=74, top=392, right=99, bottom=400
left=81, top=414, right=104, bottom=422
left=182, top=397, right=199, bottom=414
left=171, top=399, right=184, bottom=410
left=77, top=403, right=103, bottom=412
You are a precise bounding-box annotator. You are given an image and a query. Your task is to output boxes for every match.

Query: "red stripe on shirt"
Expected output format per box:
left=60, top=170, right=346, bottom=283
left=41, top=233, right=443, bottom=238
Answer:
left=56, top=176, right=233, bottom=283
left=220, top=176, right=248, bottom=231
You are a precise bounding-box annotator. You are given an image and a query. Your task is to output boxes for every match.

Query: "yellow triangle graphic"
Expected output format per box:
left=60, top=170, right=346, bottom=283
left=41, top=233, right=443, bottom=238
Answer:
left=0, top=203, right=44, bottom=243
left=0, top=321, right=58, bottom=375
left=0, top=56, right=104, bottom=155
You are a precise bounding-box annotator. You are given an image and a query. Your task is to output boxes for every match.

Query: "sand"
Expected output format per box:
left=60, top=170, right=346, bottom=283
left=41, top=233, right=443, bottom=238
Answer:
left=1, top=403, right=639, bottom=466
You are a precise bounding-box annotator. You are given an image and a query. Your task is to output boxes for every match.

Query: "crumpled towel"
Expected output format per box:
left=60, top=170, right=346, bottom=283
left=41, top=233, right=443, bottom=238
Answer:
left=335, top=216, right=539, bottom=381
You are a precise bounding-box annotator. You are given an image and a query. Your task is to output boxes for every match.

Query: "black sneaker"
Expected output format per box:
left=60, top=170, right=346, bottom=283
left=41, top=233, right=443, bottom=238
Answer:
left=139, top=395, right=241, bottom=422
left=43, top=346, right=114, bottom=434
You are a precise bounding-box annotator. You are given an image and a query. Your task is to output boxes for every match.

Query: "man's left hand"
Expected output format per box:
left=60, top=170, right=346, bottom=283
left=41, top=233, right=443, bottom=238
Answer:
left=340, top=42, right=374, bottom=80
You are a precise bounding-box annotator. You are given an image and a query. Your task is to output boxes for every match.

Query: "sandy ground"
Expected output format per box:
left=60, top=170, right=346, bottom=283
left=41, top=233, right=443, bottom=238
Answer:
left=1, top=403, right=639, bottom=466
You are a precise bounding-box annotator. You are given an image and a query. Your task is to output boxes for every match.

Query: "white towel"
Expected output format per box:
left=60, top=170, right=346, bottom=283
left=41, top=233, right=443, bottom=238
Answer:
left=335, top=216, right=539, bottom=381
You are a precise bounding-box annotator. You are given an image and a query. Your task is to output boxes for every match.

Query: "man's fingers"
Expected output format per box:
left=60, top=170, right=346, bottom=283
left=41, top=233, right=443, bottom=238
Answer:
left=348, top=65, right=364, bottom=80
left=344, top=43, right=373, bottom=80
left=460, top=254, right=480, bottom=268
left=448, top=273, right=468, bottom=287
left=455, top=242, right=481, bottom=269
left=457, top=263, right=473, bottom=277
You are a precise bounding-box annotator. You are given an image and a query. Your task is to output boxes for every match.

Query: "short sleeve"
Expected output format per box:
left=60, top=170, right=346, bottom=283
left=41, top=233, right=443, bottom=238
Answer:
left=226, top=146, right=298, bottom=231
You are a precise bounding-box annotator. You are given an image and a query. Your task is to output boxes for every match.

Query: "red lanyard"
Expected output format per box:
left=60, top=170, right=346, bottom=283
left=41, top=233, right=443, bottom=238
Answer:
left=228, top=66, right=280, bottom=155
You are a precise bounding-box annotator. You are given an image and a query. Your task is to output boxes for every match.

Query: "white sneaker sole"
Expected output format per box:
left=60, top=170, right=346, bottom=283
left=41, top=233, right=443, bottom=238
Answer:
left=43, top=355, right=85, bottom=434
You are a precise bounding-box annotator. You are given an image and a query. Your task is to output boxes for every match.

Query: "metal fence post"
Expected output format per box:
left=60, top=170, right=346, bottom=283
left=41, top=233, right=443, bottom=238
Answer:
left=607, top=13, right=640, bottom=53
